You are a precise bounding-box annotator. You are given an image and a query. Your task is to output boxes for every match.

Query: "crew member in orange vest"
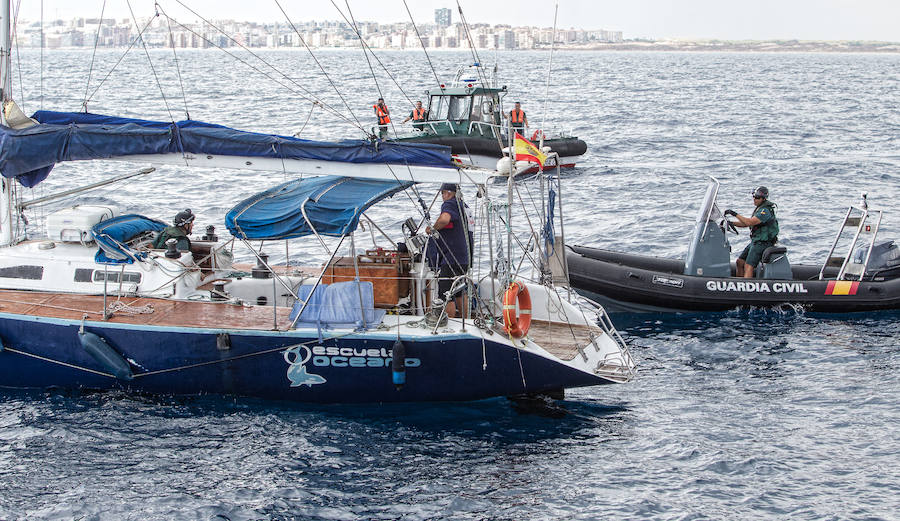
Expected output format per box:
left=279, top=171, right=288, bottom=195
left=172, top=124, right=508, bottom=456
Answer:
left=402, top=100, right=428, bottom=130
left=504, top=101, right=528, bottom=134
left=373, top=98, right=391, bottom=138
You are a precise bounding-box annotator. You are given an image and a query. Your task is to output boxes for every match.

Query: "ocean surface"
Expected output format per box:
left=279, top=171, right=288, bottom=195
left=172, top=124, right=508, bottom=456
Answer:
left=1, top=47, right=900, bottom=520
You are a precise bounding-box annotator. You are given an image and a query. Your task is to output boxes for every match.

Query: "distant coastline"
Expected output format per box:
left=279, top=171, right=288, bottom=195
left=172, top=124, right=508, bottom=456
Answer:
left=24, top=40, right=900, bottom=54
left=564, top=40, right=900, bottom=53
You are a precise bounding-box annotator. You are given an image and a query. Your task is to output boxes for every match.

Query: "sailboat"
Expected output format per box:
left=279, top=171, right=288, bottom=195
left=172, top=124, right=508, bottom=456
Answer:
left=0, top=1, right=634, bottom=403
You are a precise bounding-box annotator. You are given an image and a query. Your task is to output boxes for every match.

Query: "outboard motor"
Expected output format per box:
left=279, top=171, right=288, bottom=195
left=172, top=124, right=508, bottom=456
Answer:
left=758, top=246, right=791, bottom=279
left=854, top=240, right=900, bottom=279
left=684, top=179, right=731, bottom=277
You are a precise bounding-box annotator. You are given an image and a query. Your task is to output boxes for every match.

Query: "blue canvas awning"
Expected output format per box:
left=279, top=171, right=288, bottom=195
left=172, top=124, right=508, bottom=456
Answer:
left=225, top=176, right=413, bottom=240
left=92, top=214, right=167, bottom=264
left=0, top=111, right=454, bottom=187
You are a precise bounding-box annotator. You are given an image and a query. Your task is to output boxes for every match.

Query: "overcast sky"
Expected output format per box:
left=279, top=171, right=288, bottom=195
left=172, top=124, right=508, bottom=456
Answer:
left=14, top=0, right=900, bottom=41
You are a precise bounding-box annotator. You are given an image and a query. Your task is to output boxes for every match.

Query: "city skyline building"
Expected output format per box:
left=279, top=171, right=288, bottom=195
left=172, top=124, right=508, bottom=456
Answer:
left=14, top=15, right=624, bottom=50
left=434, top=8, right=452, bottom=27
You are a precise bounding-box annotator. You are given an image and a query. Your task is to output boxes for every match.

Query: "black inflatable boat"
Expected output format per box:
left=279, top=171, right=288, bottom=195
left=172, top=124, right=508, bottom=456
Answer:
left=567, top=178, right=900, bottom=314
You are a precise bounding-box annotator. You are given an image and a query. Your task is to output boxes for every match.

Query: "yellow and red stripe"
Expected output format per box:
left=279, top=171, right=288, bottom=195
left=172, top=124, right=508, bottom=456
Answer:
left=513, top=132, right=547, bottom=167
left=825, top=280, right=859, bottom=296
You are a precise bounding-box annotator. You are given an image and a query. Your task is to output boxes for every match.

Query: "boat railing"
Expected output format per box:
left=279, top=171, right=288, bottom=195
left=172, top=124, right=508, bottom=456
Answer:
left=468, top=121, right=501, bottom=138
left=820, top=199, right=883, bottom=280
left=431, top=274, right=477, bottom=334
left=422, top=120, right=457, bottom=135
left=577, top=295, right=635, bottom=382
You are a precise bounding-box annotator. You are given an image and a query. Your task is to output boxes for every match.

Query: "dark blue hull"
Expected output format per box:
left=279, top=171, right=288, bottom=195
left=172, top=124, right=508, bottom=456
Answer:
left=0, top=313, right=612, bottom=403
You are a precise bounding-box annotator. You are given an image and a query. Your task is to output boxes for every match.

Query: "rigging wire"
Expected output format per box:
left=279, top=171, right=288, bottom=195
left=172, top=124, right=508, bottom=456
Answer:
left=161, top=13, right=359, bottom=130
left=271, top=0, right=367, bottom=133
left=83, top=0, right=107, bottom=112
left=84, top=14, right=157, bottom=108
left=11, top=0, right=24, bottom=107
left=538, top=2, right=559, bottom=148
left=293, top=100, right=319, bottom=137
left=39, top=0, right=42, bottom=110
left=124, top=0, right=175, bottom=122
left=331, top=0, right=416, bottom=113
left=336, top=0, right=397, bottom=138
left=455, top=2, right=489, bottom=88
left=455, top=2, right=506, bottom=155
left=401, top=0, right=442, bottom=88
left=158, top=3, right=191, bottom=120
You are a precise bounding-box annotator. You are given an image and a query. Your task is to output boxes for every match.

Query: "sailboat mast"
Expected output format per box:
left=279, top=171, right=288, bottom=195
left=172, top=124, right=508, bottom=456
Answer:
left=0, top=0, right=15, bottom=246
left=0, top=0, right=9, bottom=115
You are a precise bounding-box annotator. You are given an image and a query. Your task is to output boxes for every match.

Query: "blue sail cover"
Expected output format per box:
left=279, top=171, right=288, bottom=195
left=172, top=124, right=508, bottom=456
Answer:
left=92, top=214, right=168, bottom=264
left=0, top=111, right=453, bottom=187
left=226, top=176, right=412, bottom=240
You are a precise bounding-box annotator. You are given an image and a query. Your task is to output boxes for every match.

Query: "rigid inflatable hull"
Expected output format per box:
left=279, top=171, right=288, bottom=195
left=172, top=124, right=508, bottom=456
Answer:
left=0, top=313, right=614, bottom=403
left=397, top=135, right=587, bottom=162
left=567, top=246, right=900, bottom=314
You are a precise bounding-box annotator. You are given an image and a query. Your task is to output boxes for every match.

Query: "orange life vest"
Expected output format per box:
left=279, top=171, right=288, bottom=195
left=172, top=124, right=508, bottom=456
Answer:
left=374, top=103, right=391, bottom=125
left=510, top=109, right=525, bottom=124
left=412, top=107, right=426, bottom=121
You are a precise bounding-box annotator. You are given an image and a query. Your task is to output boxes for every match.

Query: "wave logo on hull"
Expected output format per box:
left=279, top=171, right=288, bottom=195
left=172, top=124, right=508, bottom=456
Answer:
left=283, top=344, right=327, bottom=388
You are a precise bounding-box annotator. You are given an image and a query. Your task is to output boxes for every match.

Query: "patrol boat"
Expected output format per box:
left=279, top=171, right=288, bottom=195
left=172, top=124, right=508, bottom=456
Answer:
left=0, top=0, right=632, bottom=402
left=387, top=63, right=587, bottom=172
left=566, top=178, right=900, bottom=314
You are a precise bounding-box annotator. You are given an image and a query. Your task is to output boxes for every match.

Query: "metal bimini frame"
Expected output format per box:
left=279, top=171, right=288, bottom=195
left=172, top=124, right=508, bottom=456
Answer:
left=818, top=194, right=884, bottom=281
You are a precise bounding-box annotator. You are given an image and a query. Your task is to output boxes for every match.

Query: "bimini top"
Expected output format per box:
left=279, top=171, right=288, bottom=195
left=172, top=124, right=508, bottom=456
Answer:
left=0, top=111, right=453, bottom=187
left=225, top=176, right=413, bottom=240
left=92, top=214, right=168, bottom=264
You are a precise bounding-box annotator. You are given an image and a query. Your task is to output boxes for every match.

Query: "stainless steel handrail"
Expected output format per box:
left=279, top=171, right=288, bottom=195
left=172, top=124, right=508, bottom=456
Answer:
left=861, top=210, right=884, bottom=276
left=819, top=206, right=854, bottom=280
left=837, top=208, right=869, bottom=280
left=468, top=121, right=500, bottom=137
left=423, top=120, right=456, bottom=135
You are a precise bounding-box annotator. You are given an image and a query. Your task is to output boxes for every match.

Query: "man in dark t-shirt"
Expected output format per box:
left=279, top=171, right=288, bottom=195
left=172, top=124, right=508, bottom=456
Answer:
left=425, top=183, right=471, bottom=318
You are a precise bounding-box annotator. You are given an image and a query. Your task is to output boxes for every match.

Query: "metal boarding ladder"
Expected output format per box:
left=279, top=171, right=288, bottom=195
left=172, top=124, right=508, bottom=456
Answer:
left=818, top=198, right=883, bottom=281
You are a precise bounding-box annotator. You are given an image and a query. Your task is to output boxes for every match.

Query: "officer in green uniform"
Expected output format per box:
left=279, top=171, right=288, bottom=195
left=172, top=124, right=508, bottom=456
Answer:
left=153, top=209, right=195, bottom=251
left=725, top=186, right=779, bottom=278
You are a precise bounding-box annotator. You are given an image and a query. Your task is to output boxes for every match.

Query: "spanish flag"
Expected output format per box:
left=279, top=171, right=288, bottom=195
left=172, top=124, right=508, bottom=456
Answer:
left=825, top=280, right=859, bottom=296
left=514, top=132, right=548, bottom=168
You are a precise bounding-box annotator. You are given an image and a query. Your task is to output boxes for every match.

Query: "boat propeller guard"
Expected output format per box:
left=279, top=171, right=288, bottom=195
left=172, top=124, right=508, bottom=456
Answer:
left=502, top=281, right=532, bottom=339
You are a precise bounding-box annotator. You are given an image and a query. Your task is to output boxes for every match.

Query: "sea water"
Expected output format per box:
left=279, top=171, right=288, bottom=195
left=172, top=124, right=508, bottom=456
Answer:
left=0, top=49, right=899, bottom=520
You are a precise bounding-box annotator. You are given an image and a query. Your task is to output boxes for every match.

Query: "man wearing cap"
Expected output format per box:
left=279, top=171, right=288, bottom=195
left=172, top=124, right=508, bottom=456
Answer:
left=426, top=183, right=472, bottom=318
left=153, top=209, right=195, bottom=252
left=725, top=187, right=779, bottom=278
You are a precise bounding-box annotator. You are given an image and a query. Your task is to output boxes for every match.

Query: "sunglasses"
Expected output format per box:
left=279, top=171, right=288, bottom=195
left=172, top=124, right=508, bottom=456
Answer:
left=753, top=195, right=763, bottom=199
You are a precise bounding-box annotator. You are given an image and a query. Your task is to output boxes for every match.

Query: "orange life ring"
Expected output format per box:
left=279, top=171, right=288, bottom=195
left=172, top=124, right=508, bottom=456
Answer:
left=531, top=129, right=545, bottom=142
left=502, top=281, right=532, bottom=339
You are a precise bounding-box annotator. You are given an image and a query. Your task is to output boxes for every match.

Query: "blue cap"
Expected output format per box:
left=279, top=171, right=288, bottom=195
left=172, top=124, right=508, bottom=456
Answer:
left=440, top=183, right=458, bottom=192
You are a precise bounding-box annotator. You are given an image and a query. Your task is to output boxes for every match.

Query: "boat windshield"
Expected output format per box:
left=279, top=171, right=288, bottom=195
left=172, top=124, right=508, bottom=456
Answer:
left=429, top=95, right=471, bottom=122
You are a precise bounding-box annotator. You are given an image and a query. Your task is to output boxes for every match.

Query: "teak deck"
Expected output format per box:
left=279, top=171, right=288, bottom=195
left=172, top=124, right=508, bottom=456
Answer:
left=0, top=289, right=292, bottom=330
left=496, top=319, right=602, bottom=362
left=0, top=290, right=592, bottom=362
